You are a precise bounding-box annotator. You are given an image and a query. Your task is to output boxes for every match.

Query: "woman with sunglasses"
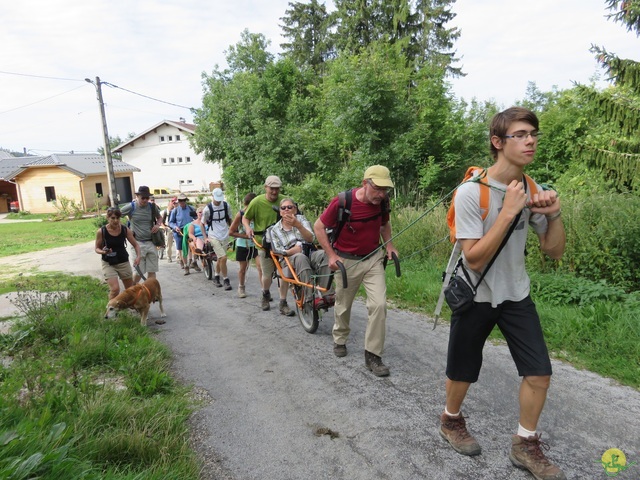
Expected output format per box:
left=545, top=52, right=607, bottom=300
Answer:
left=265, top=198, right=331, bottom=316
left=95, top=207, right=141, bottom=300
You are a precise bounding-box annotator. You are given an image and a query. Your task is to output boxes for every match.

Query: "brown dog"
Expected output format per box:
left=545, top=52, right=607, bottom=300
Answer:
left=104, top=278, right=166, bottom=326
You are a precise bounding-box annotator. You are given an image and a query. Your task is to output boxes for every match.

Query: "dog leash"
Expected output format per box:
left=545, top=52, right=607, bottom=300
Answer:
left=134, top=264, right=147, bottom=281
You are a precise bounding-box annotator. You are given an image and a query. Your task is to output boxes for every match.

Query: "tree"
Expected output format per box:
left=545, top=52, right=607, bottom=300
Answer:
left=98, top=134, right=135, bottom=160
left=574, top=0, right=640, bottom=192
left=280, top=0, right=335, bottom=72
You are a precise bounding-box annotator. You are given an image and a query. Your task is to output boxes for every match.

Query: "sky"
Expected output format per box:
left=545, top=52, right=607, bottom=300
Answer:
left=0, top=0, right=638, bottom=156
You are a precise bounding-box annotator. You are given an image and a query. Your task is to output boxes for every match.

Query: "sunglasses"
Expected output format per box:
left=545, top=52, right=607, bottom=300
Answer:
left=280, top=205, right=295, bottom=210
left=140, top=196, right=150, bottom=200
left=108, top=216, right=120, bottom=220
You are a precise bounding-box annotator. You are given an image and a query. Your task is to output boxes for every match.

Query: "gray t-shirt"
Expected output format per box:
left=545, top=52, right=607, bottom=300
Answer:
left=121, top=201, right=157, bottom=242
left=455, top=174, right=548, bottom=307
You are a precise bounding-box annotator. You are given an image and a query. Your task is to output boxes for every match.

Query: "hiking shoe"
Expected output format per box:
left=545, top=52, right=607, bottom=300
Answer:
left=213, top=275, right=223, bottom=288
left=183, top=266, right=190, bottom=276
left=439, top=412, right=481, bottom=456
left=267, top=292, right=273, bottom=302
left=509, top=434, right=566, bottom=480
left=192, top=262, right=202, bottom=272
left=261, top=293, right=270, bottom=311
left=279, top=300, right=295, bottom=317
left=167, top=257, right=173, bottom=263
left=179, top=260, right=185, bottom=269
left=364, top=350, right=390, bottom=377
left=333, top=343, right=347, bottom=357
left=238, top=285, right=246, bottom=298
left=223, top=278, right=232, bottom=291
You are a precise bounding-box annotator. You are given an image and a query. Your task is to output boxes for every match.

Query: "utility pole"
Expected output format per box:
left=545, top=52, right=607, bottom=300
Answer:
left=86, top=76, right=118, bottom=207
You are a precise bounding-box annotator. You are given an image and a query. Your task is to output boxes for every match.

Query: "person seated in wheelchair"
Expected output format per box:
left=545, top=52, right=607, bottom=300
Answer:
left=265, top=198, right=334, bottom=308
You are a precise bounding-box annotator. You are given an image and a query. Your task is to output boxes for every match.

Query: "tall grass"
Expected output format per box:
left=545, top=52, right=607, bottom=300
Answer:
left=0, top=274, right=201, bottom=479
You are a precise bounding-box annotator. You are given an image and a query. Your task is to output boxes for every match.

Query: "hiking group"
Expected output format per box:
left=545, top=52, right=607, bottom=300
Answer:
left=95, top=107, right=566, bottom=480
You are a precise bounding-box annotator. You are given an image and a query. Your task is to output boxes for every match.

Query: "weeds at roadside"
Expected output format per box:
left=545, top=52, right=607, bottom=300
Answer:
left=0, top=274, right=201, bottom=479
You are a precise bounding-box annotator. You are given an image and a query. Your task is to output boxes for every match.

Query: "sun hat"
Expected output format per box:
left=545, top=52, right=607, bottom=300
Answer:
left=264, top=175, right=282, bottom=188
left=212, top=188, right=224, bottom=201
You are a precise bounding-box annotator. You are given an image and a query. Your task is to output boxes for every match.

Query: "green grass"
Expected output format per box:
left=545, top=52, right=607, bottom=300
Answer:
left=0, top=274, right=201, bottom=479
left=0, top=218, right=97, bottom=258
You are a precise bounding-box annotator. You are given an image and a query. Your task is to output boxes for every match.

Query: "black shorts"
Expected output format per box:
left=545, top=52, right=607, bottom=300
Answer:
left=446, top=295, right=552, bottom=383
left=236, top=245, right=258, bottom=262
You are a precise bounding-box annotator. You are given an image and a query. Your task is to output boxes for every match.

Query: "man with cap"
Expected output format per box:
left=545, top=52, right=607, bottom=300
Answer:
left=202, top=187, right=233, bottom=290
left=242, top=175, right=295, bottom=316
left=168, top=193, right=196, bottom=270
left=120, top=186, right=164, bottom=284
left=313, top=166, right=399, bottom=377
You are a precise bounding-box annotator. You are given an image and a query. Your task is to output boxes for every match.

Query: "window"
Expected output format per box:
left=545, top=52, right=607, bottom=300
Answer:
left=186, top=180, right=193, bottom=184
left=45, top=186, right=56, bottom=202
left=96, top=182, right=103, bottom=196
left=176, top=134, right=181, bottom=141
left=161, top=158, right=167, bottom=164
left=159, top=136, right=165, bottom=142
left=178, top=157, right=183, bottom=163
left=170, top=158, right=175, bottom=164
left=179, top=180, right=184, bottom=184
left=185, top=157, right=191, bottom=163
left=168, top=135, right=173, bottom=141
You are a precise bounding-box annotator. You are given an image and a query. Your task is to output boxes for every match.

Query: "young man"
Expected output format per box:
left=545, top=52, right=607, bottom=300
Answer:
left=313, top=165, right=399, bottom=377
left=242, top=175, right=294, bottom=316
left=440, top=107, right=566, bottom=480
left=120, top=185, right=163, bottom=284
left=202, top=188, right=233, bottom=290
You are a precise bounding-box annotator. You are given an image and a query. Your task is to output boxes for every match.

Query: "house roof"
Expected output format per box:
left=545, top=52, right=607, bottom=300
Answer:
left=3, top=153, right=140, bottom=180
left=112, top=119, right=197, bottom=152
left=0, top=156, right=33, bottom=181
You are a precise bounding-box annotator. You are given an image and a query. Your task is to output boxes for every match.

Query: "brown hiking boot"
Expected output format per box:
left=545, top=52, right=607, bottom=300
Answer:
left=509, top=434, right=566, bottom=480
left=183, top=266, right=190, bottom=276
left=333, top=343, right=347, bottom=357
left=261, top=292, right=270, bottom=311
left=364, top=350, right=390, bottom=377
left=439, top=412, right=481, bottom=456
left=279, top=300, right=295, bottom=317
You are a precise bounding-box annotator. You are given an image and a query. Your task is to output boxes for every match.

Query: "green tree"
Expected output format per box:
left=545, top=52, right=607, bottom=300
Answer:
left=280, top=0, right=335, bottom=72
left=574, top=0, right=640, bottom=192
left=98, top=134, right=135, bottom=160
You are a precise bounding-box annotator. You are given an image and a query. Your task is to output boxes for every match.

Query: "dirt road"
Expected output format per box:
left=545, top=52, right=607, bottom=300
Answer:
left=1, top=241, right=638, bottom=480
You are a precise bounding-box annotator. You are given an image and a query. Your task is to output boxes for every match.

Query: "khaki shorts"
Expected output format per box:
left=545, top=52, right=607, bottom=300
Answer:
left=130, top=241, right=159, bottom=274
left=209, top=237, right=230, bottom=259
left=101, top=260, right=133, bottom=280
left=259, top=248, right=276, bottom=280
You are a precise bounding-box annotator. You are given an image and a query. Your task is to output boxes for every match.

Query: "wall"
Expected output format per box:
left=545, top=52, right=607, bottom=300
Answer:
left=16, top=167, right=82, bottom=214
left=120, top=124, right=222, bottom=193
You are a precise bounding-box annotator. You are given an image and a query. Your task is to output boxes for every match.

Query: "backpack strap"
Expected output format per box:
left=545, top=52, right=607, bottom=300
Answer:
left=330, top=190, right=352, bottom=246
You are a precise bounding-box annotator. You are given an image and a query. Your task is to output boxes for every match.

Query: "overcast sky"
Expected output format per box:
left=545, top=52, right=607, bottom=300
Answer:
left=0, top=0, right=637, bottom=155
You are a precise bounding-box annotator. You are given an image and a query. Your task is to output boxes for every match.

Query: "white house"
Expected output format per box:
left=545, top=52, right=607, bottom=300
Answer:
left=113, top=120, right=221, bottom=193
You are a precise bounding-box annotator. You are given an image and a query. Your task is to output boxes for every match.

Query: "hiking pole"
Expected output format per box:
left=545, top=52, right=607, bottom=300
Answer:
left=433, top=241, right=461, bottom=330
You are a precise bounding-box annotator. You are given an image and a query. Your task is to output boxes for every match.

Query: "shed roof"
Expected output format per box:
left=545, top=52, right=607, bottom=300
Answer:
left=3, top=153, right=139, bottom=180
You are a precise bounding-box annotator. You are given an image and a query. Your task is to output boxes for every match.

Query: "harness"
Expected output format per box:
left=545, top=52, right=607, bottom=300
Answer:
left=206, top=201, right=231, bottom=229
left=134, top=283, right=152, bottom=304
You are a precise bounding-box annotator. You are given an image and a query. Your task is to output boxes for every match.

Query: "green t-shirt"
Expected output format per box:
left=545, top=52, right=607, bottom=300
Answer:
left=243, top=193, right=283, bottom=246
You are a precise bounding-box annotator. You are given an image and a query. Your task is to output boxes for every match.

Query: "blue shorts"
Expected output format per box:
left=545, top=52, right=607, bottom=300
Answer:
left=446, top=296, right=552, bottom=382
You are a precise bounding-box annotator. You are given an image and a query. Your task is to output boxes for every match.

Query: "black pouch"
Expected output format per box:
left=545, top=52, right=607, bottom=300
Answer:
left=444, top=275, right=475, bottom=314
left=444, top=260, right=476, bottom=314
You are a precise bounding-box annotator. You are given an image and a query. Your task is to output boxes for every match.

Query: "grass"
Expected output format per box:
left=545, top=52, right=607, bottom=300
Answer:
left=0, top=274, right=201, bottom=479
left=0, top=218, right=97, bottom=258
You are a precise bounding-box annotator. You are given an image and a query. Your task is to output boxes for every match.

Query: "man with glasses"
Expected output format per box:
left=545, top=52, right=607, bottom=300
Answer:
left=313, top=165, right=399, bottom=377
left=438, top=107, right=566, bottom=480
left=120, top=185, right=164, bottom=284
left=242, top=175, right=294, bottom=315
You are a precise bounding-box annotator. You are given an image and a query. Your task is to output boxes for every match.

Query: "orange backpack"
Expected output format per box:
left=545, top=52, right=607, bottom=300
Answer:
left=447, top=167, right=538, bottom=243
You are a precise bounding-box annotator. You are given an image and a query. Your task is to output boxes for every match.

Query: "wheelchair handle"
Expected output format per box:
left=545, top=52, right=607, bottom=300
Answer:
left=336, top=261, right=347, bottom=289
left=383, top=252, right=401, bottom=277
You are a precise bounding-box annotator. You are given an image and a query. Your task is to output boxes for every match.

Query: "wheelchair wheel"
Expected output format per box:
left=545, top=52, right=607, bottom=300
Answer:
left=203, top=256, right=213, bottom=280
left=293, top=285, right=319, bottom=334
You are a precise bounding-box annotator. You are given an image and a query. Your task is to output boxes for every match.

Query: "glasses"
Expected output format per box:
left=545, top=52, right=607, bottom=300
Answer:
left=280, top=205, right=295, bottom=210
left=140, top=196, right=150, bottom=200
left=106, top=208, right=121, bottom=217
left=366, top=180, right=390, bottom=193
left=503, top=131, right=542, bottom=142
left=178, top=199, right=186, bottom=202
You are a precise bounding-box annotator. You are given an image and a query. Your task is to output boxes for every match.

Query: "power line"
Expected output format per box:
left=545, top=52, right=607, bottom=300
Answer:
left=0, top=70, right=84, bottom=82
left=0, top=85, right=87, bottom=115
left=102, top=81, right=195, bottom=110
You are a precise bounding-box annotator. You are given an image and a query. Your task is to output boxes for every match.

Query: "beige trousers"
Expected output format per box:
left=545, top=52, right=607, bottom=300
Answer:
left=332, top=249, right=387, bottom=356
